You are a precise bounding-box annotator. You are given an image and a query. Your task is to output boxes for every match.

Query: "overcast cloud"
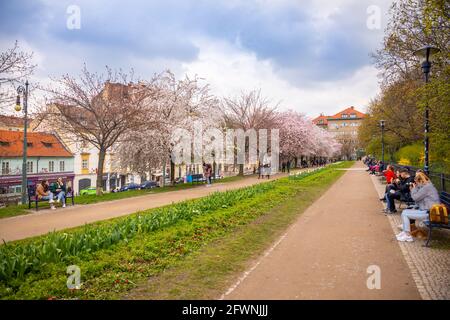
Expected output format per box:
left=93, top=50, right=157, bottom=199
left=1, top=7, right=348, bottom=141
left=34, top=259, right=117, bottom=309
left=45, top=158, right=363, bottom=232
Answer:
left=0, top=0, right=393, bottom=116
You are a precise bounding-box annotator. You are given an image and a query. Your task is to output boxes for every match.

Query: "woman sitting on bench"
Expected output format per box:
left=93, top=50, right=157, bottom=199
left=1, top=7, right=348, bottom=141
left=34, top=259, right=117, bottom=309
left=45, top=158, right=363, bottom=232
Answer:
left=396, top=172, right=440, bottom=242
left=55, top=177, right=67, bottom=208
left=36, top=179, right=56, bottom=210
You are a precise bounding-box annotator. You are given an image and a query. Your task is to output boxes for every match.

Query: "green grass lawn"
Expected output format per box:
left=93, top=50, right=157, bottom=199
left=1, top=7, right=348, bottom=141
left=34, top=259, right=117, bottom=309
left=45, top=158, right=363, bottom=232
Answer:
left=0, top=162, right=352, bottom=300
left=0, top=175, right=245, bottom=219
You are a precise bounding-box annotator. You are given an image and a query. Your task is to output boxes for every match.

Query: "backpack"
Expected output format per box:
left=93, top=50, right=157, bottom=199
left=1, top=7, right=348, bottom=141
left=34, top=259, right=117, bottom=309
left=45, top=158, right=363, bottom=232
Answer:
left=429, top=204, right=449, bottom=225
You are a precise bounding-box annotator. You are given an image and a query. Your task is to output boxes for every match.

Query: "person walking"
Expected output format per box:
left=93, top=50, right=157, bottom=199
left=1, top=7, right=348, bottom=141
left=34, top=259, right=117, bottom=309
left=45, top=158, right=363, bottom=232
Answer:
left=203, top=162, right=213, bottom=187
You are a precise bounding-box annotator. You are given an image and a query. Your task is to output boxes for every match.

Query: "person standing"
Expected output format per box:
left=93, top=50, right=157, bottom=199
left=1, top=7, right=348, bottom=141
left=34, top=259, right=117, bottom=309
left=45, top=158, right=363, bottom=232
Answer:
left=203, top=162, right=212, bottom=187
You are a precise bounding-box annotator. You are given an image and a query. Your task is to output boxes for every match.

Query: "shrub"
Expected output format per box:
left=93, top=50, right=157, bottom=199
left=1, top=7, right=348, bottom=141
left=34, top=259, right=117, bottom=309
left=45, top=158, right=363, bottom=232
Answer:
left=394, top=143, right=423, bottom=167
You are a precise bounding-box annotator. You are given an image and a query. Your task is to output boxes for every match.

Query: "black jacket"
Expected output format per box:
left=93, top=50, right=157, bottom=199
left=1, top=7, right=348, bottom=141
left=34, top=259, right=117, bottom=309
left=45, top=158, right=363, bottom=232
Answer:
left=398, top=176, right=415, bottom=201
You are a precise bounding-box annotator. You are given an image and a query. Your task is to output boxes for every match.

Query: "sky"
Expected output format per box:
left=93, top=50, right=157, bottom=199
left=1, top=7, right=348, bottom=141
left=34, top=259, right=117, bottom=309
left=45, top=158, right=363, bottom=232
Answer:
left=0, top=0, right=394, bottom=117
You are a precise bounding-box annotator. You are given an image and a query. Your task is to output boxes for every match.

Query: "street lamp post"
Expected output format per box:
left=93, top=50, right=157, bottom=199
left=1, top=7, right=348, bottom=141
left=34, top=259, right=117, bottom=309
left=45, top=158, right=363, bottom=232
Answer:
left=379, top=119, right=385, bottom=164
left=15, top=80, right=29, bottom=204
left=414, top=45, right=440, bottom=175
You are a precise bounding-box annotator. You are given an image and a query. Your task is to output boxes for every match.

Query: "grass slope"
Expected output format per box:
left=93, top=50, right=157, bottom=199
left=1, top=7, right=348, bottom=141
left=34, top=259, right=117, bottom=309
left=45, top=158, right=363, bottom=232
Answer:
left=0, top=162, right=352, bottom=299
left=0, top=175, right=245, bottom=219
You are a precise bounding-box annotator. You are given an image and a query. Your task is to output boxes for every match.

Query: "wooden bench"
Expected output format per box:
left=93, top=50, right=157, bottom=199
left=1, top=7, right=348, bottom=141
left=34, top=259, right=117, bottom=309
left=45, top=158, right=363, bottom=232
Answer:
left=424, top=191, right=450, bottom=247
left=28, top=185, right=75, bottom=211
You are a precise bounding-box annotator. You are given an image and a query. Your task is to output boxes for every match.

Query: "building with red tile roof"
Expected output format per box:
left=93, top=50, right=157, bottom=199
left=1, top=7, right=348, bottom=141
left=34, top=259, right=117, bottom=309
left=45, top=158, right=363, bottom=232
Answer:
left=0, top=130, right=74, bottom=198
left=0, top=130, right=73, bottom=157
left=312, top=106, right=366, bottom=160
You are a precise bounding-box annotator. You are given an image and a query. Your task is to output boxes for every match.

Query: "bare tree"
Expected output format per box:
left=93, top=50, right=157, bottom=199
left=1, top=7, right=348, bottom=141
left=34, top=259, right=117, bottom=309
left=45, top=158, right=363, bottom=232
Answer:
left=38, top=66, right=149, bottom=195
left=221, top=89, right=279, bottom=175
left=0, top=41, right=36, bottom=110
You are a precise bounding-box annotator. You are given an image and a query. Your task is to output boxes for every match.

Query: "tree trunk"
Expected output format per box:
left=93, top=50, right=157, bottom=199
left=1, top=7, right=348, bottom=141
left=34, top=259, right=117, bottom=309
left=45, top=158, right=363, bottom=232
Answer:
left=170, top=159, right=175, bottom=184
left=162, top=162, right=166, bottom=188
left=239, top=163, right=244, bottom=176
left=96, top=147, right=106, bottom=195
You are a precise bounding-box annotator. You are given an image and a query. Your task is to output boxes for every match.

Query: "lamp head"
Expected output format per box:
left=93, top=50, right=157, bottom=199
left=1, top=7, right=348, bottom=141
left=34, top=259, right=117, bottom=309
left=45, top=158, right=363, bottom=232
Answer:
left=413, top=45, right=440, bottom=63
left=379, top=119, right=385, bottom=128
left=15, top=95, right=22, bottom=112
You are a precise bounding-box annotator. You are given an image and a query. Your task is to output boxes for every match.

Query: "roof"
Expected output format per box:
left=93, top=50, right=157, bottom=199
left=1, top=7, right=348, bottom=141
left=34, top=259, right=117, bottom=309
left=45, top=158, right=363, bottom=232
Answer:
left=0, top=115, right=32, bottom=128
left=312, top=114, right=329, bottom=125
left=0, top=130, right=73, bottom=157
left=327, top=106, right=365, bottom=120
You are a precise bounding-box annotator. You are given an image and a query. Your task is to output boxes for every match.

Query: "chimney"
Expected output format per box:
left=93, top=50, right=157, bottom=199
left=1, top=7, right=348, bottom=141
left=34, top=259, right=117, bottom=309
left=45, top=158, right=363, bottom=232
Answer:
left=350, top=106, right=354, bottom=109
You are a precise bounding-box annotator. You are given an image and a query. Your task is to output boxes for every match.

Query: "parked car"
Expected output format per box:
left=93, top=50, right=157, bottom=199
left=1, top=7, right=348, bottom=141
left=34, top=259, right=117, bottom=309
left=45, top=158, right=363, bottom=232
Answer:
left=140, top=180, right=158, bottom=189
left=79, top=187, right=97, bottom=196
left=119, top=183, right=141, bottom=192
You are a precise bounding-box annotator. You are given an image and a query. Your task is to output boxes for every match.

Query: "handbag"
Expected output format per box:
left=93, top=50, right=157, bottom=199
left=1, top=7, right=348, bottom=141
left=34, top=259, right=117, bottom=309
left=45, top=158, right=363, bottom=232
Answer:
left=429, top=204, right=449, bottom=225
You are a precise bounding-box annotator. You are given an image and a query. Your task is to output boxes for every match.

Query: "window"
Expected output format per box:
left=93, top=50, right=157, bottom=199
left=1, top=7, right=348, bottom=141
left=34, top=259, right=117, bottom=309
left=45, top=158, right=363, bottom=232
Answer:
left=341, top=114, right=348, bottom=118
left=82, top=159, right=89, bottom=170
left=0, top=141, right=10, bottom=146
left=27, top=142, right=33, bottom=147
left=15, top=186, right=22, bottom=193
left=60, top=161, right=65, bottom=172
left=1, top=162, right=10, bottom=175
left=27, top=161, right=33, bottom=173
left=49, top=161, right=55, bottom=172
left=350, top=114, right=356, bottom=118
left=42, top=142, right=53, bottom=148
left=342, top=122, right=347, bottom=127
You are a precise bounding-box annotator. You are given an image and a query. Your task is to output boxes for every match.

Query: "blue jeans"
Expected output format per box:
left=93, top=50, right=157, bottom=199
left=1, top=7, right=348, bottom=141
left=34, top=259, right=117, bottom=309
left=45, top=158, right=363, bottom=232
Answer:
left=401, top=209, right=428, bottom=232
left=57, top=191, right=66, bottom=205
left=41, top=192, right=54, bottom=203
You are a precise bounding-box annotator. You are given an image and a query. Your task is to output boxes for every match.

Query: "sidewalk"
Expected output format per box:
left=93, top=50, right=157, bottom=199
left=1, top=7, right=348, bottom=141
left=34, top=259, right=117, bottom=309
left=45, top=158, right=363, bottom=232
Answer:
left=0, top=172, right=291, bottom=243
left=222, top=162, right=421, bottom=299
left=370, top=174, right=450, bottom=300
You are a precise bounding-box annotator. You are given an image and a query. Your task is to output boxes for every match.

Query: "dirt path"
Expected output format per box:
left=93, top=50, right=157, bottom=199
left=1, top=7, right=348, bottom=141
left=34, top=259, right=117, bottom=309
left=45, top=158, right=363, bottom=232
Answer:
left=0, top=172, right=291, bottom=243
left=223, top=162, right=421, bottom=299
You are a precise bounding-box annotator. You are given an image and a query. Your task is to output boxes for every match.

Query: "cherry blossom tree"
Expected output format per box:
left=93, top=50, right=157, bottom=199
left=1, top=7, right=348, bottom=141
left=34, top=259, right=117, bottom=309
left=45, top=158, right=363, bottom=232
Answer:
left=277, top=110, right=341, bottom=166
left=115, top=70, right=220, bottom=185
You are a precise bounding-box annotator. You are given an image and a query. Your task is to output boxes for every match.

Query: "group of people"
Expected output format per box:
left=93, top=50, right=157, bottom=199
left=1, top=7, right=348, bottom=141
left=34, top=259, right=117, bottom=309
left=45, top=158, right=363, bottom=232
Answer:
left=35, top=178, right=68, bottom=210
left=370, top=161, right=441, bottom=242
left=363, top=156, right=384, bottom=175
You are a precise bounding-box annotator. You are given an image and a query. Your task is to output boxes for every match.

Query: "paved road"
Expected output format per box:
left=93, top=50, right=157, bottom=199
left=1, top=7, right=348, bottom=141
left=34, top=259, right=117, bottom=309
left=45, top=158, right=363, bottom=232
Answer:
left=223, top=162, right=421, bottom=299
left=0, top=172, right=292, bottom=243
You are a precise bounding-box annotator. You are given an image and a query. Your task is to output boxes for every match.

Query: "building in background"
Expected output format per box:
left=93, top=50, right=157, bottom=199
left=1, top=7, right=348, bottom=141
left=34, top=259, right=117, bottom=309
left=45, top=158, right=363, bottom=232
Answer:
left=0, top=115, right=38, bottom=132
left=313, top=106, right=366, bottom=160
left=0, top=130, right=74, bottom=199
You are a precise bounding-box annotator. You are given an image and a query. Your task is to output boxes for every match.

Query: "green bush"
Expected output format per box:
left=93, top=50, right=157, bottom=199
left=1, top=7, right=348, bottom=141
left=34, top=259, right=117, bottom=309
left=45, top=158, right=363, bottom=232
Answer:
left=394, top=143, right=423, bottom=167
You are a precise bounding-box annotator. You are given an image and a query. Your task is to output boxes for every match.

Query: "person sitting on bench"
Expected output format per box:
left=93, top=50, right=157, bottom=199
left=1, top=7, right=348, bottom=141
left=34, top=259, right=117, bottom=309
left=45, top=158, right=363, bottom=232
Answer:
left=383, top=168, right=414, bottom=214
left=383, top=165, right=397, bottom=184
left=36, top=179, right=55, bottom=210
left=396, top=172, right=440, bottom=242
left=55, top=177, right=67, bottom=208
